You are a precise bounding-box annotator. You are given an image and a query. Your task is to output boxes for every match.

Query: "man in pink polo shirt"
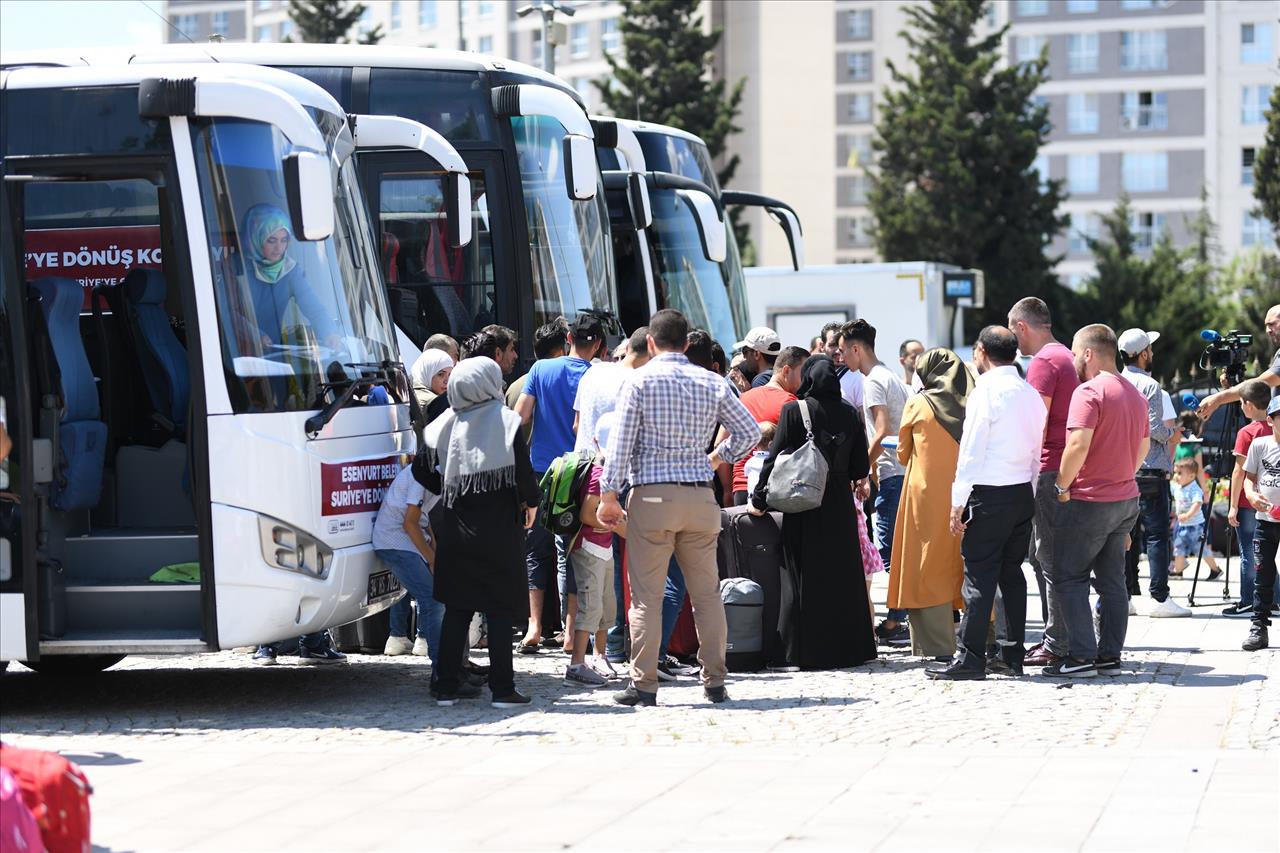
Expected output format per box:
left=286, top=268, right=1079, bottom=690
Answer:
left=1046, top=324, right=1150, bottom=679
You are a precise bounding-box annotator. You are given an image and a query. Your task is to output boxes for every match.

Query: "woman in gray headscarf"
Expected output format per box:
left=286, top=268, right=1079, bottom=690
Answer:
left=418, top=357, right=540, bottom=708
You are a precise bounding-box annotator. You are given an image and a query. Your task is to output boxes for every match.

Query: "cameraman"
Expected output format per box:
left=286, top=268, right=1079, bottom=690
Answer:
left=1197, top=305, right=1280, bottom=419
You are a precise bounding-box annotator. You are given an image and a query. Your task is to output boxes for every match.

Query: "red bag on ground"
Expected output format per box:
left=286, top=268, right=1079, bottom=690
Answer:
left=0, top=744, right=92, bottom=853
left=620, top=545, right=699, bottom=657
left=1, top=766, right=43, bottom=852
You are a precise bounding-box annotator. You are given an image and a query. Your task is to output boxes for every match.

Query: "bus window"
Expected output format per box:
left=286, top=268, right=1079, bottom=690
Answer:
left=379, top=172, right=496, bottom=347
left=368, top=69, right=495, bottom=143
left=276, top=66, right=353, bottom=109
left=5, top=86, right=171, bottom=157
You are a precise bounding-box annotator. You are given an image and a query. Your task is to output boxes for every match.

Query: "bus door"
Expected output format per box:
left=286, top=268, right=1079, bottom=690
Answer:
left=0, top=176, right=37, bottom=663
left=358, top=150, right=513, bottom=354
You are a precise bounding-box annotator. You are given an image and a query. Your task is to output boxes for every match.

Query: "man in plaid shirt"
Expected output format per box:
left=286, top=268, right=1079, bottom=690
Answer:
left=598, top=309, right=760, bottom=706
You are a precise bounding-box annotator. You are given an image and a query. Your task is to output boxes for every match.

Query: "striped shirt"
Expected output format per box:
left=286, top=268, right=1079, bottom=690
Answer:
left=602, top=352, right=760, bottom=494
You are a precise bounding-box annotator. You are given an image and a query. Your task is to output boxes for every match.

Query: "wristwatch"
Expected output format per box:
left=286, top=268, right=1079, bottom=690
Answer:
left=1054, top=482, right=1071, bottom=497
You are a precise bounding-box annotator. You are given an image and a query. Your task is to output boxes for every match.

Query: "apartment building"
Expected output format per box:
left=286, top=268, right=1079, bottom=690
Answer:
left=163, top=0, right=1278, bottom=277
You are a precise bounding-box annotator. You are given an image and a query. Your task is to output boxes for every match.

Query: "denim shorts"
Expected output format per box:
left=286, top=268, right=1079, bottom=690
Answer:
left=1173, top=523, right=1204, bottom=558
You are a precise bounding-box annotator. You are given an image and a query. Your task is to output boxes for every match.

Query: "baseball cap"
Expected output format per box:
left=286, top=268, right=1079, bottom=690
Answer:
left=1268, top=397, right=1280, bottom=417
left=569, top=312, right=605, bottom=342
left=734, top=327, right=782, bottom=355
left=1118, top=328, right=1161, bottom=356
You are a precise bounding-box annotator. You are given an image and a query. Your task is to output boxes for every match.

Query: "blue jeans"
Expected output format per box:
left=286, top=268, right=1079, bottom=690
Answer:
left=658, top=557, right=687, bottom=659
left=375, top=548, right=444, bottom=667
left=1237, top=507, right=1258, bottom=607
left=606, top=535, right=627, bottom=659
left=875, top=475, right=906, bottom=622
left=1134, top=473, right=1172, bottom=602
left=262, top=632, right=329, bottom=655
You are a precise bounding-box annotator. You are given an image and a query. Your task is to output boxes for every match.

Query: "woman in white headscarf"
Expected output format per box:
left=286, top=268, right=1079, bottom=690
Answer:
left=410, top=347, right=455, bottom=434
left=418, top=357, right=541, bottom=708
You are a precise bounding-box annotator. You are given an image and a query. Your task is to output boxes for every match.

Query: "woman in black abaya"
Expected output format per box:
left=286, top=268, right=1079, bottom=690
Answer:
left=750, top=355, right=877, bottom=669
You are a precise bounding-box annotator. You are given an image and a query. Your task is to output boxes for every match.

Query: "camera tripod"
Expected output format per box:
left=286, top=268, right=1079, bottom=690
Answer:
left=1186, top=364, right=1247, bottom=608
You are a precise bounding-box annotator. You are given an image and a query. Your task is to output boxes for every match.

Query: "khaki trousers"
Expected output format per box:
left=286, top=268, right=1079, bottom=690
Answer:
left=626, top=484, right=727, bottom=693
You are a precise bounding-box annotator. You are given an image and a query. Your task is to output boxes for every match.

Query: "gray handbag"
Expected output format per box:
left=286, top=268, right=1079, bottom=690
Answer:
left=765, top=399, right=828, bottom=512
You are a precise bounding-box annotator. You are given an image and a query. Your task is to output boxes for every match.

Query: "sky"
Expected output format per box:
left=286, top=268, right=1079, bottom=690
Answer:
left=0, top=0, right=164, bottom=56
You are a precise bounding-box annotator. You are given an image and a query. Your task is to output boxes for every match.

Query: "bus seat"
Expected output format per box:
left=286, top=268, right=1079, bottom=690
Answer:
left=123, top=269, right=189, bottom=431
left=380, top=231, right=400, bottom=285
left=30, top=277, right=107, bottom=511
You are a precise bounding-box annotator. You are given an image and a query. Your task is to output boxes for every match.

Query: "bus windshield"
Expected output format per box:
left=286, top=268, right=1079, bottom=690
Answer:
left=511, top=115, right=617, bottom=328
left=191, top=117, right=398, bottom=414
left=648, top=189, right=746, bottom=351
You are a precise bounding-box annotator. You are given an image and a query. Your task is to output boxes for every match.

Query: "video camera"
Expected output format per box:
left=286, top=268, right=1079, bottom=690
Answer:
left=1199, top=329, right=1253, bottom=371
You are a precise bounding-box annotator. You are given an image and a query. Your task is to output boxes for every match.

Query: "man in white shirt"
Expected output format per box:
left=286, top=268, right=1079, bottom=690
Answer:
left=573, top=326, right=651, bottom=453
left=928, top=326, right=1046, bottom=681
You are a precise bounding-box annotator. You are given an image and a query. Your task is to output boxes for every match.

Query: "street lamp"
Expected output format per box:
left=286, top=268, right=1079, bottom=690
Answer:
left=516, top=0, right=576, bottom=74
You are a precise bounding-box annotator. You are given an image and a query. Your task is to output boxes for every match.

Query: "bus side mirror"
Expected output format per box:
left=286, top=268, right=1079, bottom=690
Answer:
left=627, top=172, right=652, bottom=230
left=675, top=188, right=727, bottom=263
left=443, top=172, right=474, bottom=248
left=767, top=207, right=805, bottom=271
left=284, top=152, right=334, bottom=241
left=562, top=134, right=598, bottom=201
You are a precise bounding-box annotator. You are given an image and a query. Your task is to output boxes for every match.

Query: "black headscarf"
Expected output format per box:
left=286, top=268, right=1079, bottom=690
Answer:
left=796, top=355, right=842, bottom=402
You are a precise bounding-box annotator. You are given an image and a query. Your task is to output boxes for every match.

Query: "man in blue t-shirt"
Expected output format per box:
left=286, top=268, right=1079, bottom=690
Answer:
left=514, top=312, right=607, bottom=651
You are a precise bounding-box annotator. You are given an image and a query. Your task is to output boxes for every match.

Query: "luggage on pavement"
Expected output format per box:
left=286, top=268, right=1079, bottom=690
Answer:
left=0, top=743, right=92, bottom=853
left=717, top=506, right=785, bottom=666
left=720, top=577, right=765, bottom=672
left=0, top=766, right=43, bottom=853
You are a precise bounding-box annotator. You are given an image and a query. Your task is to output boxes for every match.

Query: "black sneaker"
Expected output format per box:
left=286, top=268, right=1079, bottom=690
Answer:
left=491, top=690, right=532, bottom=709
left=252, top=646, right=278, bottom=666
left=985, top=657, right=1021, bottom=676
left=874, top=620, right=910, bottom=646
left=704, top=685, right=729, bottom=704
left=1095, top=657, right=1123, bottom=675
left=1042, top=657, right=1097, bottom=678
left=298, top=645, right=347, bottom=664
left=435, top=680, right=483, bottom=705
left=925, top=661, right=985, bottom=681
left=613, top=683, right=658, bottom=707
left=656, top=659, right=677, bottom=682
left=1243, top=625, right=1269, bottom=652
left=1222, top=602, right=1254, bottom=617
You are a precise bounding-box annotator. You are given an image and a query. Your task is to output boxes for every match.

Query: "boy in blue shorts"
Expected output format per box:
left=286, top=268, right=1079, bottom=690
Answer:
left=1171, top=458, right=1220, bottom=580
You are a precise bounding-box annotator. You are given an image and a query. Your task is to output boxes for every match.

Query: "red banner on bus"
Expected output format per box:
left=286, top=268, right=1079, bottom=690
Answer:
left=23, top=226, right=163, bottom=310
left=320, top=457, right=400, bottom=516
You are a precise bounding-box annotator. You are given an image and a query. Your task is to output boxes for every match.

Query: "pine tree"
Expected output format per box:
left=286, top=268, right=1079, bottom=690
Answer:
left=1254, top=83, right=1280, bottom=240
left=595, top=0, right=751, bottom=260
left=287, top=0, right=382, bottom=45
left=869, top=0, right=1069, bottom=334
left=1079, top=197, right=1218, bottom=386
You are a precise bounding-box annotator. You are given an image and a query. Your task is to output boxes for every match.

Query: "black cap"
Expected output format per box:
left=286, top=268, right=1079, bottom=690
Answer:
left=570, top=312, right=605, bottom=342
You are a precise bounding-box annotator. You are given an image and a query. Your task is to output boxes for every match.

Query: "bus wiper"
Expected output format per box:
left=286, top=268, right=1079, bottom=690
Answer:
left=304, top=374, right=381, bottom=439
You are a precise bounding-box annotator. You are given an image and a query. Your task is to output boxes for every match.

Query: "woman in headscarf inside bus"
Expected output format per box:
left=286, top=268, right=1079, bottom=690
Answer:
left=241, top=204, right=343, bottom=352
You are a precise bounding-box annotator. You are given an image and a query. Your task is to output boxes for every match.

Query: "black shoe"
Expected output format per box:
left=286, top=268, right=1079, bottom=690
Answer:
left=874, top=620, right=910, bottom=646
left=1042, top=657, right=1097, bottom=678
left=1243, top=625, right=1269, bottom=652
left=1222, top=602, right=1254, bottom=617
left=1095, top=657, right=1123, bottom=675
left=703, top=685, right=729, bottom=704
left=298, top=645, right=347, bottom=664
left=491, top=690, right=532, bottom=709
left=986, top=657, right=1020, bottom=676
left=432, top=678, right=482, bottom=700
left=462, top=660, right=490, bottom=676
left=925, top=661, right=985, bottom=681
left=612, top=682, right=657, bottom=707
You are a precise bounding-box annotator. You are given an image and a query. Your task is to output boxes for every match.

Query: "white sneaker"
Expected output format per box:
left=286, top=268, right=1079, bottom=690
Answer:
left=564, top=663, right=608, bottom=687
left=383, top=636, right=413, bottom=656
left=1149, top=598, right=1192, bottom=618
left=1128, top=599, right=1137, bottom=616
left=412, top=636, right=431, bottom=656
left=588, top=655, right=617, bottom=680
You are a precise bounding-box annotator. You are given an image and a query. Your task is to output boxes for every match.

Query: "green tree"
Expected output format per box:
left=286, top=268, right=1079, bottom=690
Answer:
left=595, top=0, right=752, bottom=261
left=1255, top=83, right=1280, bottom=238
left=1077, top=196, right=1218, bottom=386
left=287, top=0, right=382, bottom=44
left=1214, top=248, right=1280, bottom=375
left=868, top=0, right=1069, bottom=335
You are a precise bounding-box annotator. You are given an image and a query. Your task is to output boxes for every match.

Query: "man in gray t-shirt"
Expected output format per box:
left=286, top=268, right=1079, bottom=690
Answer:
left=839, top=319, right=913, bottom=636
left=1242, top=397, right=1280, bottom=651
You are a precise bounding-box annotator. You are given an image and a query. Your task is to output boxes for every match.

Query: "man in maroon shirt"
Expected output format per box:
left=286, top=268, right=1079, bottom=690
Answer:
left=1047, top=324, right=1150, bottom=678
left=1009, top=297, right=1079, bottom=667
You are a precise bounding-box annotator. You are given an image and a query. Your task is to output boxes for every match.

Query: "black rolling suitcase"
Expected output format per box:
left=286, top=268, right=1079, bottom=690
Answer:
left=718, top=506, right=786, bottom=667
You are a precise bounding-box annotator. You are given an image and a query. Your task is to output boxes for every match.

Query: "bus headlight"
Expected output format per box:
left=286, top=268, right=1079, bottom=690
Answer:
left=257, top=516, right=333, bottom=580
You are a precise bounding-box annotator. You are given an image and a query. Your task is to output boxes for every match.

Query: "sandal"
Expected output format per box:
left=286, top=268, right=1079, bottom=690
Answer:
left=517, top=640, right=541, bottom=655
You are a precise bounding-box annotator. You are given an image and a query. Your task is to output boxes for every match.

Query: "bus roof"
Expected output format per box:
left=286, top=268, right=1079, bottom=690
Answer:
left=607, top=116, right=707, bottom=148
left=0, top=58, right=346, bottom=118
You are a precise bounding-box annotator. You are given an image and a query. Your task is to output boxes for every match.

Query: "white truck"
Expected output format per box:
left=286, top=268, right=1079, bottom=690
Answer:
left=744, top=262, right=978, bottom=356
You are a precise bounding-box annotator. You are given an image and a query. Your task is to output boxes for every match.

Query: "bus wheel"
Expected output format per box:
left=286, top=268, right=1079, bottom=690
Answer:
left=22, top=654, right=126, bottom=675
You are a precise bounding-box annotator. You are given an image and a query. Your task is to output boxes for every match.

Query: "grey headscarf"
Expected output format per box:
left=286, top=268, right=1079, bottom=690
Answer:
left=422, top=357, right=522, bottom=506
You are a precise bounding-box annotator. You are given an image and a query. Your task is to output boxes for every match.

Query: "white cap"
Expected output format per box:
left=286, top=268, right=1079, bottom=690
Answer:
left=734, top=327, right=782, bottom=355
left=1118, top=328, right=1160, bottom=356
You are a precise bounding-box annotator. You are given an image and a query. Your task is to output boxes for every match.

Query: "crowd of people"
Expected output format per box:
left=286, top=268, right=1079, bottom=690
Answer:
left=262, top=296, right=1280, bottom=706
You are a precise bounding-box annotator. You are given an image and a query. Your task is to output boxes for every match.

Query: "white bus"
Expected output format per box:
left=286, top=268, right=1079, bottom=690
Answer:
left=0, top=62, right=427, bottom=673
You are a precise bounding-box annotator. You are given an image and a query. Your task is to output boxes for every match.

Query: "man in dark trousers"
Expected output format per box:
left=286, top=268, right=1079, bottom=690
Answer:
left=597, top=310, right=759, bottom=706
left=929, top=327, right=1046, bottom=680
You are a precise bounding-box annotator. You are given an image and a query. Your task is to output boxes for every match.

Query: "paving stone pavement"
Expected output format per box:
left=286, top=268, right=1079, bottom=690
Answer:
left=1, top=565, right=1276, bottom=851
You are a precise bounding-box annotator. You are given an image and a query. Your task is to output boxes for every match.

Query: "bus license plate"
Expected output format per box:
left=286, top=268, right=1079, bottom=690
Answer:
left=366, top=570, right=401, bottom=605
